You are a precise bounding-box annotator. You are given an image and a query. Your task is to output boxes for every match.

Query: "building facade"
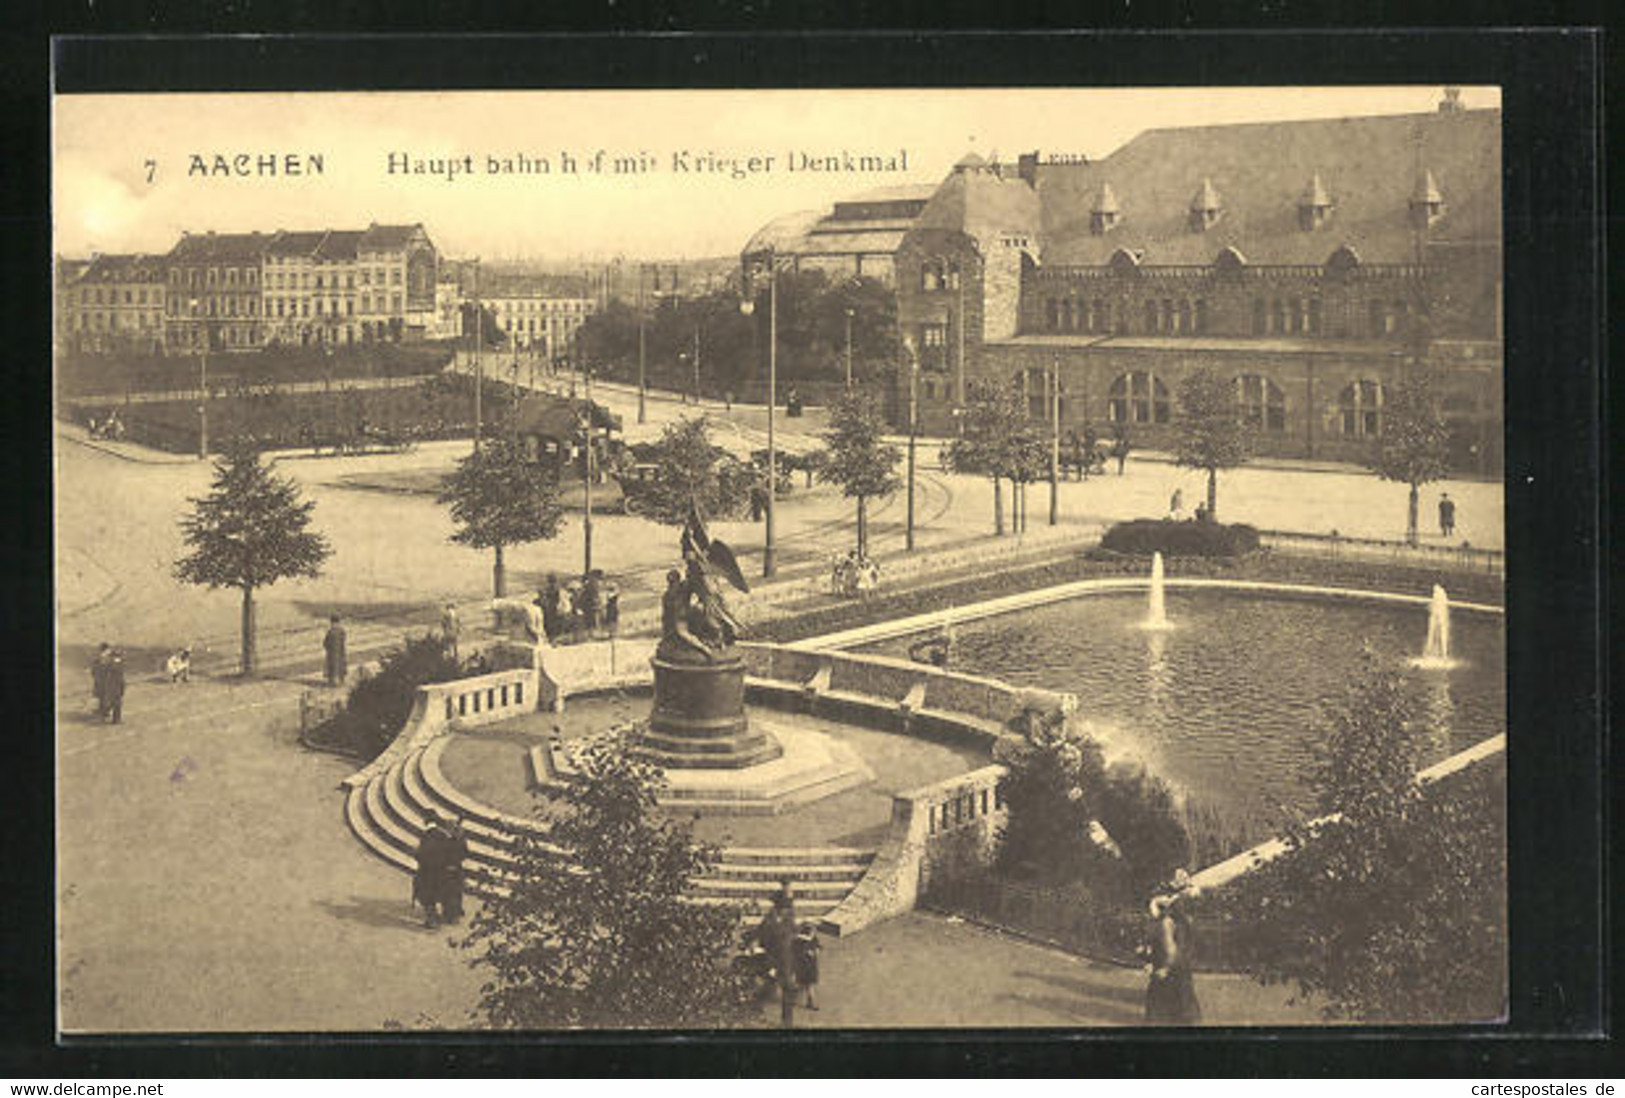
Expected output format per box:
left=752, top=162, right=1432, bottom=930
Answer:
left=483, top=275, right=598, bottom=362
left=164, top=232, right=267, bottom=353
left=892, top=97, right=1503, bottom=474
left=162, top=223, right=439, bottom=352
left=61, top=254, right=168, bottom=355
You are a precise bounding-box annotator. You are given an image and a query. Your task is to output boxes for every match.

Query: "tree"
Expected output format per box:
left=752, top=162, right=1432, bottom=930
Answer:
left=174, top=441, right=332, bottom=675
left=945, top=381, right=1027, bottom=535
left=461, top=731, right=758, bottom=1027
left=1371, top=368, right=1452, bottom=546
left=1174, top=368, right=1250, bottom=520
left=437, top=436, right=565, bottom=597
left=818, top=387, right=901, bottom=557
left=1209, top=651, right=1508, bottom=1022
left=633, top=416, right=751, bottom=525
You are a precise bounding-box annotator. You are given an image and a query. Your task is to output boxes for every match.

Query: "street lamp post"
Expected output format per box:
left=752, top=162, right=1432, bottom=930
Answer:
left=1049, top=357, right=1060, bottom=526
left=739, top=251, right=778, bottom=579
left=582, top=363, right=594, bottom=576
left=906, top=341, right=919, bottom=552
left=472, top=257, right=483, bottom=452
left=190, top=297, right=208, bottom=459
left=844, top=305, right=855, bottom=389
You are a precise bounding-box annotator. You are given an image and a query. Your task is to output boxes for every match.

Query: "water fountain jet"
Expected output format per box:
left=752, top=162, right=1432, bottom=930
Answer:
left=1141, top=551, right=1174, bottom=631
left=1411, top=584, right=1459, bottom=670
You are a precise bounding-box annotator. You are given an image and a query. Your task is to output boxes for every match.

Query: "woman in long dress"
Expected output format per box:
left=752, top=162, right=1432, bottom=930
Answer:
left=1144, top=895, right=1202, bottom=1025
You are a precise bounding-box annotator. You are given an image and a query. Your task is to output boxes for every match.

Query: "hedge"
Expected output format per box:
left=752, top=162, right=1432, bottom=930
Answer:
left=1099, top=518, right=1262, bottom=558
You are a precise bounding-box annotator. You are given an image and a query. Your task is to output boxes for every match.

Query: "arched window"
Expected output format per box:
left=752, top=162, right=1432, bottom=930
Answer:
left=1272, top=299, right=1288, bottom=334
left=1109, top=371, right=1171, bottom=425
left=1177, top=300, right=1193, bottom=334
left=1063, top=299, right=1077, bottom=331
left=1235, top=374, right=1286, bottom=432
left=1308, top=298, right=1323, bottom=335
left=1339, top=380, right=1384, bottom=437
left=1046, top=298, right=1060, bottom=330
left=1252, top=298, right=1267, bottom=335
left=1144, top=299, right=1159, bottom=333
left=1194, top=299, right=1208, bottom=333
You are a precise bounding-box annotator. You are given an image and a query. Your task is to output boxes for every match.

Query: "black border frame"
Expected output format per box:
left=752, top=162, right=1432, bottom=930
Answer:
left=4, top=25, right=1611, bottom=1077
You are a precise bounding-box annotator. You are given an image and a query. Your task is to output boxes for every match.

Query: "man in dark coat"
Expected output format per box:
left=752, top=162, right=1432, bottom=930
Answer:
left=538, top=575, right=564, bottom=642
left=323, top=615, right=347, bottom=686
left=413, top=813, right=468, bottom=928
left=103, top=647, right=126, bottom=724
left=1439, top=492, right=1457, bottom=538
left=91, top=642, right=111, bottom=721
left=753, top=885, right=799, bottom=1028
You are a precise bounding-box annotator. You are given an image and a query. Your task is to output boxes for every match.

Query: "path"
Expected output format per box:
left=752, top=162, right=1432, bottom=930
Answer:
left=791, top=911, right=1316, bottom=1028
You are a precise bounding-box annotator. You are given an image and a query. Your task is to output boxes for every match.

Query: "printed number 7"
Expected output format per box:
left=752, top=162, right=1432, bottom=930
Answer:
left=145, top=159, right=156, bottom=183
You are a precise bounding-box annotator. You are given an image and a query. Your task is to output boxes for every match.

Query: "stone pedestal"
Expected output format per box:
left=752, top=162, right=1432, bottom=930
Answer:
left=638, top=652, right=782, bottom=769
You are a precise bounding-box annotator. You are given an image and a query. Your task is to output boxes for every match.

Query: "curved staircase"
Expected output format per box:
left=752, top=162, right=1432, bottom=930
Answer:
left=343, top=733, right=876, bottom=922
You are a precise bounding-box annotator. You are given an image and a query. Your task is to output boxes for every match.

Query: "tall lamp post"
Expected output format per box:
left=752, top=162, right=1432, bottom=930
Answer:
left=1049, top=356, right=1061, bottom=526
left=739, top=249, right=780, bottom=578
left=189, top=296, right=208, bottom=459
left=844, top=305, right=855, bottom=389
left=905, top=338, right=919, bottom=552
left=471, top=257, right=483, bottom=452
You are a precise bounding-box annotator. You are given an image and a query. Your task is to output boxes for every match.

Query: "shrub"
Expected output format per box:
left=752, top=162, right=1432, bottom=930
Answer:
left=306, top=633, right=465, bottom=759
left=1096, top=761, right=1193, bottom=893
left=1099, top=518, right=1261, bottom=558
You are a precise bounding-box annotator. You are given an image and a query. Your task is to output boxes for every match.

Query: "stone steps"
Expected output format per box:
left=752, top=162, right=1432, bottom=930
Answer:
left=343, top=733, right=877, bottom=917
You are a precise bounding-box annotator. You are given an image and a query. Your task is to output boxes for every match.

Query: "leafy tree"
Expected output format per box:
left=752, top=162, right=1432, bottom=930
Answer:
left=1209, top=651, right=1508, bottom=1022
left=174, top=441, right=332, bottom=675
left=632, top=416, right=751, bottom=525
left=459, top=302, right=507, bottom=348
left=1174, top=368, right=1250, bottom=520
left=1371, top=368, right=1452, bottom=546
left=437, top=436, right=565, bottom=597
left=461, top=731, right=757, bottom=1028
left=945, top=381, right=1027, bottom=536
left=818, top=387, right=901, bottom=557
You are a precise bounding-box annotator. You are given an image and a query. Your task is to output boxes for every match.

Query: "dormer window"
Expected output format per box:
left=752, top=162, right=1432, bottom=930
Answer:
left=1108, top=246, right=1144, bottom=274
left=1410, top=169, right=1446, bottom=227
left=1214, top=246, right=1247, bottom=273
left=1090, top=183, right=1120, bottom=235
left=1298, top=173, right=1334, bottom=231
left=1189, top=178, right=1223, bottom=232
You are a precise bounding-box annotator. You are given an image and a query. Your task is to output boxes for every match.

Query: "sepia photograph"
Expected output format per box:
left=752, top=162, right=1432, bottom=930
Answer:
left=52, top=82, right=1510, bottom=1034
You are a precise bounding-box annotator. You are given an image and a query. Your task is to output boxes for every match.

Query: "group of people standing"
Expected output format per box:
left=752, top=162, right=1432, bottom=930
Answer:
left=747, top=884, right=823, bottom=1028
left=535, top=572, right=620, bottom=644
left=412, top=811, right=469, bottom=929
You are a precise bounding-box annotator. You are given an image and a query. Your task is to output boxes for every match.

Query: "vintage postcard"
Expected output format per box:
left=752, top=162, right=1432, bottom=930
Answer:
left=53, top=84, right=1507, bottom=1033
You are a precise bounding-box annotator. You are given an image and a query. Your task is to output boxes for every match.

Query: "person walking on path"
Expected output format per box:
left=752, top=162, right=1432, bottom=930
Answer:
left=440, top=602, right=461, bottom=663
left=1144, top=886, right=1202, bottom=1025
left=103, top=648, right=126, bottom=724
left=753, top=886, right=799, bottom=1029
left=1438, top=492, right=1457, bottom=539
left=793, top=922, right=822, bottom=1012
left=1168, top=488, right=1185, bottom=522
left=323, top=615, right=348, bottom=687
left=1113, top=432, right=1131, bottom=476
left=91, top=642, right=112, bottom=721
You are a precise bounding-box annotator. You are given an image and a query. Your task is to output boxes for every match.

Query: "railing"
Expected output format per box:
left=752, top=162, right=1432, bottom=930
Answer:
left=1259, top=529, right=1503, bottom=575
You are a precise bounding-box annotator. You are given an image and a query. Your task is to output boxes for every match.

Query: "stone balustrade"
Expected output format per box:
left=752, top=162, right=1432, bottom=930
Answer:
left=821, top=764, right=1007, bottom=937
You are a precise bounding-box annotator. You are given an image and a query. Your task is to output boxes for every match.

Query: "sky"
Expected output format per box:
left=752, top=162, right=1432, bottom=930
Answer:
left=53, top=86, right=1499, bottom=263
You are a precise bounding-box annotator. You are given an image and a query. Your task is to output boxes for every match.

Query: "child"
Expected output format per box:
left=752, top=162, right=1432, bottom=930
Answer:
left=793, top=922, right=822, bottom=1011
left=166, top=647, right=192, bottom=684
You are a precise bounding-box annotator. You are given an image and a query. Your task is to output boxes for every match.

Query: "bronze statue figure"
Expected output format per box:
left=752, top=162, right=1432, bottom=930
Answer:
left=657, top=503, right=751, bottom=664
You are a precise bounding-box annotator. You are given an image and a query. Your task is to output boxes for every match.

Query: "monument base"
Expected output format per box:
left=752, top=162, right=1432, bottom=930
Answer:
left=637, top=653, right=782, bottom=770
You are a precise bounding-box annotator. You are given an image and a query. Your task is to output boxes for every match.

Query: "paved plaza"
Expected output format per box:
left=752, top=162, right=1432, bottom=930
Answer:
left=54, top=382, right=1494, bottom=1032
